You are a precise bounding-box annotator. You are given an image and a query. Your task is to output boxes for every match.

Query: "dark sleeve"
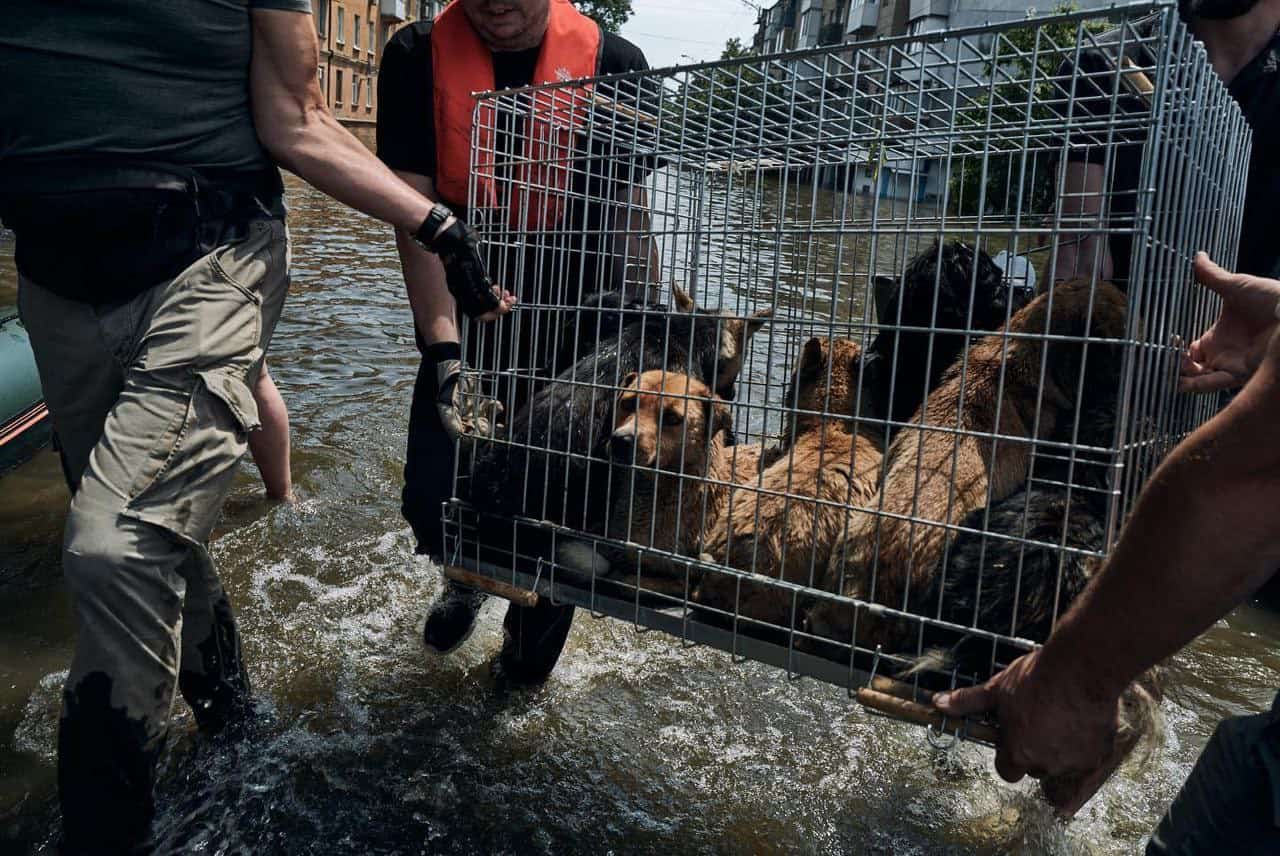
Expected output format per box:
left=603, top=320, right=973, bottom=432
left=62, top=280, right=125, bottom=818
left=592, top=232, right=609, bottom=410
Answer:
left=248, top=0, right=314, bottom=10
left=598, top=33, right=649, bottom=75
left=376, top=23, right=436, bottom=179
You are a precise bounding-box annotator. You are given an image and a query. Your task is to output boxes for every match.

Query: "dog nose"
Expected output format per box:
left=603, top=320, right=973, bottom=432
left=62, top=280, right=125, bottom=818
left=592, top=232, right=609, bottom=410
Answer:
left=610, top=431, right=635, bottom=463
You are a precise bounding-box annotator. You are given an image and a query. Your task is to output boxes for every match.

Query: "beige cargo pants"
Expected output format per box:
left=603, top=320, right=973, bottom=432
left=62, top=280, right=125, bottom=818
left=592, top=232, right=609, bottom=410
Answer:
left=18, top=218, right=289, bottom=851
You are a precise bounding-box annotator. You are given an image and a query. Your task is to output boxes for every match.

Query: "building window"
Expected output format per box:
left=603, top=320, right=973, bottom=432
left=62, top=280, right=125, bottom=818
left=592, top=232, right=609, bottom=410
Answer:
left=354, top=14, right=361, bottom=51
left=336, top=8, right=345, bottom=44
left=366, top=77, right=374, bottom=107
left=317, top=65, right=325, bottom=93
left=368, top=22, right=375, bottom=58
left=335, top=69, right=344, bottom=104
left=314, top=0, right=329, bottom=35
left=352, top=75, right=360, bottom=106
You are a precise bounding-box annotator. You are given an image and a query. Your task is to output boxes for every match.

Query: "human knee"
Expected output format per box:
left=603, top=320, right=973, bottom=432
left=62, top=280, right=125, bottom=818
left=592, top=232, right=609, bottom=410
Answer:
left=62, top=506, right=183, bottom=609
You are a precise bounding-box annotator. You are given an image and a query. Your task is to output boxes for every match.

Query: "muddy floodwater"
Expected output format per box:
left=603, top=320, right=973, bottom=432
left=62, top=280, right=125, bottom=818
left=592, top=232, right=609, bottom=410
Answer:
left=3, top=171, right=1280, bottom=855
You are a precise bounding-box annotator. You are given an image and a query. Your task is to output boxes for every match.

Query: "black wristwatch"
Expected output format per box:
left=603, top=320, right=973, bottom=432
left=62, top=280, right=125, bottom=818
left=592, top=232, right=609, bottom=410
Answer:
left=412, top=203, right=454, bottom=252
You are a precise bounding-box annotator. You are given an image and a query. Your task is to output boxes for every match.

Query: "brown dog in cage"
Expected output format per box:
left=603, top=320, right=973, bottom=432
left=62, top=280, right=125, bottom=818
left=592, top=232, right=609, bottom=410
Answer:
left=694, top=337, right=883, bottom=629
left=806, top=278, right=1129, bottom=646
left=555, top=369, right=735, bottom=589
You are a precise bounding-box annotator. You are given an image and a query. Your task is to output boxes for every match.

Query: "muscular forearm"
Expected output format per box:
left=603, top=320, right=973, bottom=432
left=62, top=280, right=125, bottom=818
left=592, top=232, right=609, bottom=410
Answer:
left=268, top=110, right=433, bottom=234
left=1042, top=334, right=1280, bottom=699
left=1053, top=161, right=1114, bottom=284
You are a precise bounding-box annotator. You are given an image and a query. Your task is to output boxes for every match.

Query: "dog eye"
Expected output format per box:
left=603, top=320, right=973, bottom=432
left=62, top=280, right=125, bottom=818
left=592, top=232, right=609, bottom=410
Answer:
left=662, top=409, right=684, bottom=427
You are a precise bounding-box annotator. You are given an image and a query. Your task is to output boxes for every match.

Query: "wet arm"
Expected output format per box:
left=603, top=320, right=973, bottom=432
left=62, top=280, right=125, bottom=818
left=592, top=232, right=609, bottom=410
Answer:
left=248, top=9, right=437, bottom=233
left=1052, top=161, right=1114, bottom=284
left=1038, top=327, right=1280, bottom=701
left=616, top=184, right=662, bottom=303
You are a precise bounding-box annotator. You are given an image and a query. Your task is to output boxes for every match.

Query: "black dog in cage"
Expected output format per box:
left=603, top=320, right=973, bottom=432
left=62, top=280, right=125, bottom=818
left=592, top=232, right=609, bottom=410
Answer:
left=863, top=240, right=1034, bottom=439
left=911, top=485, right=1165, bottom=780
left=457, top=286, right=770, bottom=571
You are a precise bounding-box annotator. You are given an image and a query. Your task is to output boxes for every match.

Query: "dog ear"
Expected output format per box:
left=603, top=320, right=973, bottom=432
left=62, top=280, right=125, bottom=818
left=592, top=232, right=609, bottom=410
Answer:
left=745, top=307, right=773, bottom=339
left=620, top=371, right=639, bottom=391
left=872, top=275, right=899, bottom=325
left=799, top=336, right=827, bottom=376
left=671, top=284, right=697, bottom=313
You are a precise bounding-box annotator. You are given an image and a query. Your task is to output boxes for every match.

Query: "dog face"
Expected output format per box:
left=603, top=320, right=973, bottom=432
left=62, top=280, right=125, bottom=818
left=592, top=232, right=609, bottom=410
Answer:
left=611, top=370, right=732, bottom=471
left=785, top=337, right=864, bottom=431
left=880, top=240, right=1029, bottom=335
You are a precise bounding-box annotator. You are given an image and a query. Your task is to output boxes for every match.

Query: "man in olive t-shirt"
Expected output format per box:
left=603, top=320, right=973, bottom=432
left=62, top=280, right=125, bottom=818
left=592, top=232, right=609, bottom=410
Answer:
left=1, top=3, right=507, bottom=850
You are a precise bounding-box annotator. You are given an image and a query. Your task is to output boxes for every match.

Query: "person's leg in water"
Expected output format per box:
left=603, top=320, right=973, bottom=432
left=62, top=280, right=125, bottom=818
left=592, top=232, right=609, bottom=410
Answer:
left=404, top=341, right=487, bottom=653
left=20, top=219, right=289, bottom=852
left=248, top=362, right=293, bottom=501
left=1145, top=692, right=1280, bottom=854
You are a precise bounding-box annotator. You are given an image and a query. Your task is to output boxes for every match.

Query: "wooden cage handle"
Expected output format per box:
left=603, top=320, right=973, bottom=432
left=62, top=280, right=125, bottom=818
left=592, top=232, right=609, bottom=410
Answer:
left=443, top=565, right=539, bottom=609
left=855, top=676, right=1000, bottom=746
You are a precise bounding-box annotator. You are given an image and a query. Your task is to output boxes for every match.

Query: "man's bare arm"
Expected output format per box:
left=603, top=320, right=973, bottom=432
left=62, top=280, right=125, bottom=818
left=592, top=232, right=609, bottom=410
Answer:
left=616, top=184, right=662, bottom=303
left=1052, top=161, right=1115, bottom=284
left=937, top=323, right=1280, bottom=812
left=1041, top=326, right=1280, bottom=698
left=248, top=9, right=435, bottom=233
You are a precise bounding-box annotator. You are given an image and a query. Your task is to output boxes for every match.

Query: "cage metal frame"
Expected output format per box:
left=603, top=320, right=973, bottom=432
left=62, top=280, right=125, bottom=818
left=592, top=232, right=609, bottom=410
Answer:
left=443, top=0, right=1251, bottom=739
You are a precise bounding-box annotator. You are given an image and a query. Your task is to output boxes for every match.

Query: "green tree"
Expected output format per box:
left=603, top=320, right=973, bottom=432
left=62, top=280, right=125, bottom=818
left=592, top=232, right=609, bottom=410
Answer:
left=721, top=37, right=751, bottom=60
left=577, top=0, right=633, bottom=33
left=946, top=5, right=1110, bottom=219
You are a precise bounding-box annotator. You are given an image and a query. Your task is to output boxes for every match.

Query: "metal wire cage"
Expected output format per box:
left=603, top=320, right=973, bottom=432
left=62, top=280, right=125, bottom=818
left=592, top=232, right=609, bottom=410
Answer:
left=444, top=1, right=1250, bottom=737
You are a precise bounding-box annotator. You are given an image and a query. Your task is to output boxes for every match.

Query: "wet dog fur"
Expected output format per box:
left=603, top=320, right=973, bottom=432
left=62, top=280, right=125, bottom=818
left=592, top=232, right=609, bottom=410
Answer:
left=909, top=486, right=1165, bottom=795
left=807, top=279, right=1129, bottom=644
left=695, top=337, right=883, bottom=628
left=463, top=288, right=768, bottom=569
left=586, top=370, right=736, bottom=587
left=863, top=240, right=1032, bottom=441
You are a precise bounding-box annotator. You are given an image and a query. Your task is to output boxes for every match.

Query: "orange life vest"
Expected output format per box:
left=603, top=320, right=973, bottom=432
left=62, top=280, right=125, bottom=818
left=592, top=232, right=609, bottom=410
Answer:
left=431, top=0, right=602, bottom=231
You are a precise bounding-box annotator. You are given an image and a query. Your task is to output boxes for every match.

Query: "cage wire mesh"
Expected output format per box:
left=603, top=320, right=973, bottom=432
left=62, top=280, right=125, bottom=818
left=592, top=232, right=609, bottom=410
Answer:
left=444, top=0, right=1250, bottom=736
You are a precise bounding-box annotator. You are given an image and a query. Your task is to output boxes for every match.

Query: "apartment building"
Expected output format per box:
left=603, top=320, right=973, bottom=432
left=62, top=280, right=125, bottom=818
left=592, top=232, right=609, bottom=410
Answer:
left=312, top=0, right=444, bottom=125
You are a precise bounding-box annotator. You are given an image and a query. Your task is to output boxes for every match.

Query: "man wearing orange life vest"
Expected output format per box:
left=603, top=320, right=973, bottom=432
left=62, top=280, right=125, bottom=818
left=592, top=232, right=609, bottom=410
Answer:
left=377, top=0, right=657, bottom=682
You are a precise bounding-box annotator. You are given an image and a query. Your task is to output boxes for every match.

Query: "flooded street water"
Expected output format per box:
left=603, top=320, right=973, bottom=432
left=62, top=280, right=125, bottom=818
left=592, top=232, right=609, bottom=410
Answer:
left=4, top=171, right=1280, bottom=855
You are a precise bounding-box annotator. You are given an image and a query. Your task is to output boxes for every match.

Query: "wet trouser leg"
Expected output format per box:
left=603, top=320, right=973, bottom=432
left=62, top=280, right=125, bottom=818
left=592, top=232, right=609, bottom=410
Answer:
left=19, top=219, right=290, bottom=852
left=1146, top=692, right=1280, bottom=855
left=403, top=345, right=575, bottom=676
left=402, top=353, right=454, bottom=559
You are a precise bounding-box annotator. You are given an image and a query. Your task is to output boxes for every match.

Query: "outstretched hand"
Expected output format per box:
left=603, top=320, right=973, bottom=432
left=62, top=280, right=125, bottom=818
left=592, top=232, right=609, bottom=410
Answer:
left=933, top=650, right=1124, bottom=816
left=1179, top=253, right=1280, bottom=393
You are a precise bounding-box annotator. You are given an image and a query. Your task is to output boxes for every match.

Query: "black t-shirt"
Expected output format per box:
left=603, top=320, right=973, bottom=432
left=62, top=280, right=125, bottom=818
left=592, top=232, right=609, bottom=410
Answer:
left=1064, top=22, right=1280, bottom=281
left=377, top=22, right=649, bottom=183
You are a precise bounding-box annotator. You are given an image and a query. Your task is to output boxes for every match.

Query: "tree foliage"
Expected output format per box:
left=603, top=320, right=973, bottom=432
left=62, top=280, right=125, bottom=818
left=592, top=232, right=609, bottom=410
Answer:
left=577, top=0, right=633, bottom=33
left=946, top=5, right=1110, bottom=219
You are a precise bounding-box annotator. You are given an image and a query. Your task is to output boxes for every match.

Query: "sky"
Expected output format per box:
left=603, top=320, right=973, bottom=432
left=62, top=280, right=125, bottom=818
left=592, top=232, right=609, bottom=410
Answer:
left=617, top=0, right=762, bottom=70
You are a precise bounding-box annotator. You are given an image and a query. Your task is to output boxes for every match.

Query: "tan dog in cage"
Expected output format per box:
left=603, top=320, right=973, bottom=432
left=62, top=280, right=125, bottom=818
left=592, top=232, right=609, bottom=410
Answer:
left=806, top=278, right=1129, bottom=645
left=555, top=369, right=735, bottom=590
left=694, top=337, right=883, bottom=629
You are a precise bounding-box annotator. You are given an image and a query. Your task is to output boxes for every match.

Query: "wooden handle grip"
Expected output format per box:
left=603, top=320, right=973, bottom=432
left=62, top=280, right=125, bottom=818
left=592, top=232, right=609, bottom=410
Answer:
left=443, top=566, right=539, bottom=609
left=856, top=683, right=1000, bottom=746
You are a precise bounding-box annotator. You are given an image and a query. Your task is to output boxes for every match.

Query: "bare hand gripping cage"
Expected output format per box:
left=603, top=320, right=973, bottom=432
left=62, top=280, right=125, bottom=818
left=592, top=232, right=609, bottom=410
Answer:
left=444, top=1, right=1250, bottom=745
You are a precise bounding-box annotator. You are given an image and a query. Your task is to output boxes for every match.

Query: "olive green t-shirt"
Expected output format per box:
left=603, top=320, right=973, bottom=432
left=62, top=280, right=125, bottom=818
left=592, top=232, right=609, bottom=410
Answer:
left=0, top=0, right=313, bottom=185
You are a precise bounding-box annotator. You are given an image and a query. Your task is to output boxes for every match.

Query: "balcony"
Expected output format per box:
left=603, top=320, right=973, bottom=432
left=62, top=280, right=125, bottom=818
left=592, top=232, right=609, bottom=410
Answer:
left=818, top=22, right=844, bottom=45
left=380, top=0, right=407, bottom=21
